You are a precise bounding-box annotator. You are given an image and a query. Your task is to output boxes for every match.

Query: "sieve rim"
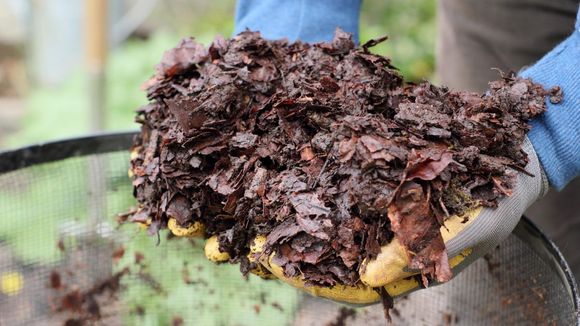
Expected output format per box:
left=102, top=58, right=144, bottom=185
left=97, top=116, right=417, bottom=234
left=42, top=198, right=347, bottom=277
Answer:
left=0, top=131, right=138, bottom=173
left=516, top=216, right=580, bottom=323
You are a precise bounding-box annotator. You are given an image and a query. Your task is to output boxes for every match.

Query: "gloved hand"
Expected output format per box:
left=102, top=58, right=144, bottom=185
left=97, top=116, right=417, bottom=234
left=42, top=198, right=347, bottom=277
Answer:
left=360, top=138, right=547, bottom=291
left=251, top=236, right=423, bottom=304
left=166, top=216, right=275, bottom=279
left=201, top=231, right=436, bottom=300
left=227, top=138, right=547, bottom=304
left=204, top=234, right=276, bottom=279
left=203, top=233, right=423, bottom=303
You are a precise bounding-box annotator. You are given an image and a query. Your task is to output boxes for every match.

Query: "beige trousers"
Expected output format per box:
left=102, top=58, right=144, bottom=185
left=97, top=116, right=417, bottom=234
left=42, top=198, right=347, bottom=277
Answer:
left=437, top=0, right=580, bottom=280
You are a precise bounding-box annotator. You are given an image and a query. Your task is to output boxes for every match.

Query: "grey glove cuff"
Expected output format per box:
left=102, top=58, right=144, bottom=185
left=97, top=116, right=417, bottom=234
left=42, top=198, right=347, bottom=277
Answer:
left=446, top=137, right=546, bottom=271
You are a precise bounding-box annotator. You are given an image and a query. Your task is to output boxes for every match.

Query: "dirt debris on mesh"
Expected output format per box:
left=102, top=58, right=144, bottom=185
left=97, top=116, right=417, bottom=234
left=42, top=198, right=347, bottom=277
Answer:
left=327, top=306, right=357, bottom=326
left=51, top=267, right=129, bottom=325
left=442, top=312, right=460, bottom=326
left=48, top=243, right=164, bottom=325
left=129, top=29, right=559, bottom=294
left=483, top=245, right=502, bottom=275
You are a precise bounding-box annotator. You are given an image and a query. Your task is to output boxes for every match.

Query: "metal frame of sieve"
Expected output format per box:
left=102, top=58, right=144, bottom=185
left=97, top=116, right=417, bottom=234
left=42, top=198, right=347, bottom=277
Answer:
left=514, top=215, right=580, bottom=323
left=0, top=131, right=137, bottom=173
left=0, top=131, right=578, bottom=323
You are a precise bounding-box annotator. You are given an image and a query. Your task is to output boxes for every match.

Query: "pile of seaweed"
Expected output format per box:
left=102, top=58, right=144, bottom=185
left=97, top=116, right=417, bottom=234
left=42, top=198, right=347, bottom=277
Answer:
left=129, top=30, right=559, bottom=290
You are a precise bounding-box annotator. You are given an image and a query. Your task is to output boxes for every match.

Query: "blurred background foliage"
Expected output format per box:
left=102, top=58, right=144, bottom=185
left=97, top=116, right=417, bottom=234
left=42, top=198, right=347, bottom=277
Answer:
left=0, top=0, right=435, bottom=148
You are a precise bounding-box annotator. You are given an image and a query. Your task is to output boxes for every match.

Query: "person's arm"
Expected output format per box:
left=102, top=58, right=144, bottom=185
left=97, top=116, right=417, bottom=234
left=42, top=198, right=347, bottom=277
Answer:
left=234, top=0, right=362, bottom=43
left=519, top=7, right=580, bottom=190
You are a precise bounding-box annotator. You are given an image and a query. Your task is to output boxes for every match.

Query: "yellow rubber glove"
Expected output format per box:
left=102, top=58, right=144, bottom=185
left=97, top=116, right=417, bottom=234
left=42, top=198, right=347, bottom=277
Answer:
left=167, top=217, right=205, bottom=237
left=203, top=225, right=475, bottom=304
left=246, top=212, right=477, bottom=304
left=204, top=235, right=276, bottom=279
left=359, top=138, right=546, bottom=295
left=262, top=250, right=421, bottom=304
left=183, top=206, right=480, bottom=304
left=204, top=234, right=410, bottom=302
left=164, top=210, right=421, bottom=295
left=360, top=207, right=481, bottom=288
left=169, top=220, right=273, bottom=278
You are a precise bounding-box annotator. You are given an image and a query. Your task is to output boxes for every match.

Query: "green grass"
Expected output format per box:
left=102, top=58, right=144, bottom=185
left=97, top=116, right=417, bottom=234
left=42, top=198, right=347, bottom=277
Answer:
left=360, top=0, right=436, bottom=81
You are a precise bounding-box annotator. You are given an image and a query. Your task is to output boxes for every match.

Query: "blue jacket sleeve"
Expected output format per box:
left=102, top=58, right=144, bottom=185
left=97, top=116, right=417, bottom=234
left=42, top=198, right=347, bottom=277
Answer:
left=520, top=6, right=580, bottom=190
left=234, top=0, right=361, bottom=43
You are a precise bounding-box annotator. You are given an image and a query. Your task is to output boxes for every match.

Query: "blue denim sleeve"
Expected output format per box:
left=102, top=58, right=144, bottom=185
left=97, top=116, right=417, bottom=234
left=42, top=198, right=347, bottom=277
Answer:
left=234, top=0, right=362, bottom=43
left=520, top=6, right=580, bottom=190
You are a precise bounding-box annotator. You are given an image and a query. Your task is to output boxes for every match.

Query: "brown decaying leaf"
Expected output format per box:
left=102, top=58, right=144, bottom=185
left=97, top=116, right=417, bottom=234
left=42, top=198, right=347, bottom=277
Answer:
left=50, top=270, right=62, bottom=289
left=112, top=246, right=126, bottom=264
left=128, top=29, right=557, bottom=291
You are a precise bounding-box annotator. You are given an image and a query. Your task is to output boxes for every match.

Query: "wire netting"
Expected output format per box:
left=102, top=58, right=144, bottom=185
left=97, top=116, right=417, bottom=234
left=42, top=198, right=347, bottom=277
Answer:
left=0, top=136, right=577, bottom=325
